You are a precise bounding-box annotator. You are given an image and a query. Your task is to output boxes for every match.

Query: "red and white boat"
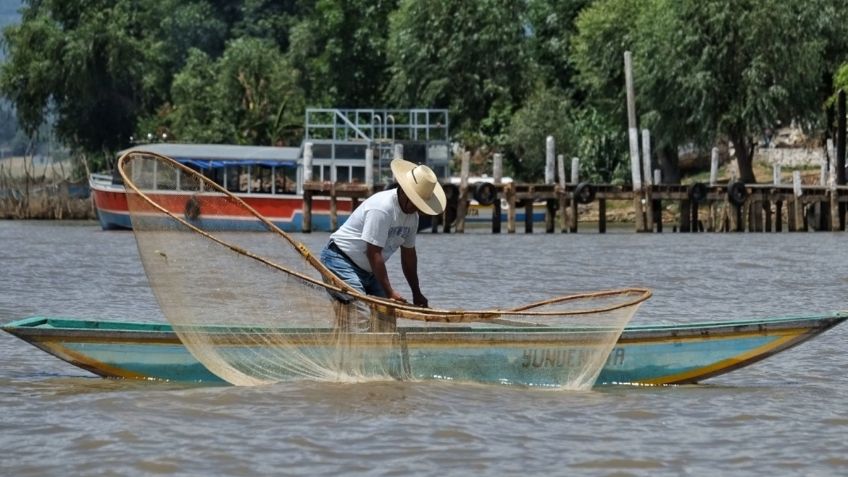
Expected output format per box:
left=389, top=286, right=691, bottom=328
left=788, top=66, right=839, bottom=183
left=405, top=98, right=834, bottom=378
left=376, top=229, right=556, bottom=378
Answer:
left=90, top=143, right=355, bottom=232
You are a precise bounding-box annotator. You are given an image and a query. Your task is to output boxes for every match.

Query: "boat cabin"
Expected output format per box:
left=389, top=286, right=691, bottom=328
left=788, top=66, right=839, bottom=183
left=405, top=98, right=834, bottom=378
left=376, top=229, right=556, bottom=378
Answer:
left=114, top=143, right=301, bottom=195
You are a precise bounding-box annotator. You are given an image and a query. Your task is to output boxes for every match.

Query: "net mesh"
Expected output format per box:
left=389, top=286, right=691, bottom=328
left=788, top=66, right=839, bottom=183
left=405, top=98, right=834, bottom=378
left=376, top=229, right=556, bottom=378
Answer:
left=120, top=151, right=651, bottom=389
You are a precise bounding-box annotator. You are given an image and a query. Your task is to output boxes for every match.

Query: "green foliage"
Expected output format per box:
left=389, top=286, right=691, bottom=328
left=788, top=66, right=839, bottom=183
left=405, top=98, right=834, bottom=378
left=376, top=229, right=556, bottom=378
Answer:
left=0, top=0, right=165, bottom=159
left=570, top=107, right=628, bottom=183
left=524, top=0, right=592, bottom=95
left=1, top=0, right=847, bottom=186
left=640, top=0, right=826, bottom=182
left=571, top=0, right=645, bottom=119
left=288, top=0, right=395, bottom=107
left=836, top=63, right=848, bottom=93
left=151, top=38, right=305, bottom=146
left=385, top=0, right=529, bottom=139
left=507, top=86, right=573, bottom=181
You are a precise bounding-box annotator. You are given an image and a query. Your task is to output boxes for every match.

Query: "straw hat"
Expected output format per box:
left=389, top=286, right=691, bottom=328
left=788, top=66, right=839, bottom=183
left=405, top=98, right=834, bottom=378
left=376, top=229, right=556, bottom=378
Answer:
left=390, top=159, right=446, bottom=216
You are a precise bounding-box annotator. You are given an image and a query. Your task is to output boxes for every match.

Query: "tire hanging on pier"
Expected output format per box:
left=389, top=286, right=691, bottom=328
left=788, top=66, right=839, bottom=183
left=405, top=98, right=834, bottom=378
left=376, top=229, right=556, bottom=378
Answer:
left=472, top=182, right=498, bottom=206
left=574, top=182, right=596, bottom=204
left=688, top=183, right=708, bottom=204
left=727, top=181, right=748, bottom=206
left=118, top=150, right=650, bottom=389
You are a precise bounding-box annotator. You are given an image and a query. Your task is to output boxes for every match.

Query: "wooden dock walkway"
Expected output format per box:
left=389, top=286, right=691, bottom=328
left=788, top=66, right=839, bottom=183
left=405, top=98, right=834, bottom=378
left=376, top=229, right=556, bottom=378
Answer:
left=301, top=180, right=848, bottom=233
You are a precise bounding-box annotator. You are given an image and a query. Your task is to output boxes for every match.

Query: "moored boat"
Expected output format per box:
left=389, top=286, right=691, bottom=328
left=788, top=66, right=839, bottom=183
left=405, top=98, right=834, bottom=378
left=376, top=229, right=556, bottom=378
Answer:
left=91, top=108, right=455, bottom=232
left=4, top=312, right=845, bottom=386
left=90, top=143, right=355, bottom=232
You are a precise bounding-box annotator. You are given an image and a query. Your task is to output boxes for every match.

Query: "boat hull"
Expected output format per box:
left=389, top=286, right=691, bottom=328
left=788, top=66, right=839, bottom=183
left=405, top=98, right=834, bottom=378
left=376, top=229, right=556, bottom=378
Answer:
left=4, top=312, right=845, bottom=386
left=90, top=176, right=353, bottom=232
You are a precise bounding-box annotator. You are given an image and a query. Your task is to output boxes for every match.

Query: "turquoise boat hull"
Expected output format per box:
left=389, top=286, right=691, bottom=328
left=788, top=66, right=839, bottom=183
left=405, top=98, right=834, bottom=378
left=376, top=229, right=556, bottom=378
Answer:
left=3, top=312, right=846, bottom=386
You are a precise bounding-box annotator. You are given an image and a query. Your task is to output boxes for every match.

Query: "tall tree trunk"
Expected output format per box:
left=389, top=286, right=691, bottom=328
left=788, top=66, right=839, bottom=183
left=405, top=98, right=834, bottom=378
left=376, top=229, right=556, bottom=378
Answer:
left=731, top=132, right=756, bottom=183
left=838, top=90, right=846, bottom=186
left=657, top=144, right=681, bottom=184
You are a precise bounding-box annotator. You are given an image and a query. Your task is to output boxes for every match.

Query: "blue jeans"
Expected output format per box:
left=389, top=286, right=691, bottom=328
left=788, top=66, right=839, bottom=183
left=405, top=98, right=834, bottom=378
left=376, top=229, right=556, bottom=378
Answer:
left=319, top=245, right=387, bottom=299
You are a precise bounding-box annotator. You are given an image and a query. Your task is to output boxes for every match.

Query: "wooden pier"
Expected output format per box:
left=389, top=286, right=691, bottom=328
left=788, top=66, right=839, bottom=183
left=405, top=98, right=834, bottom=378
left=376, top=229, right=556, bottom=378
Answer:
left=301, top=180, right=848, bottom=233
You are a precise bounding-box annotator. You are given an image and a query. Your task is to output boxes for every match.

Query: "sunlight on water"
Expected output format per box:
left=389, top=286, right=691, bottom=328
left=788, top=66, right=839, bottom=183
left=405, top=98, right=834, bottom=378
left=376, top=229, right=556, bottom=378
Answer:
left=1, top=221, right=848, bottom=475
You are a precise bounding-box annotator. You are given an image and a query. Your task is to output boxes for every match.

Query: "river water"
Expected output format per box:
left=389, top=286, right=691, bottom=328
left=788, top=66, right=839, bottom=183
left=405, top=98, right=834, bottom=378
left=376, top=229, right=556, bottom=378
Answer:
left=1, top=220, right=847, bottom=476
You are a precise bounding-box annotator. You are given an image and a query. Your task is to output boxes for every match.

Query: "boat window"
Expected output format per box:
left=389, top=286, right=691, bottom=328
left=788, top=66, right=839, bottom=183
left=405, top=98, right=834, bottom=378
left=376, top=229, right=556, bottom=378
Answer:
left=236, top=166, right=251, bottom=192
left=313, top=144, right=332, bottom=159
left=337, top=166, right=350, bottom=183
left=312, top=165, right=321, bottom=182
left=158, top=163, right=178, bottom=190
left=274, top=168, right=297, bottom=194
left=322, top=165, right=331, bottom=182
left=206, top=167, right=226, bottom=187
left=352, top=166, right=365, bottom=184
left=224, top=166, right=240, bottom=192
left=254, top=166, right=273, bottom=193
left=132, top=157, right=158, bottom=189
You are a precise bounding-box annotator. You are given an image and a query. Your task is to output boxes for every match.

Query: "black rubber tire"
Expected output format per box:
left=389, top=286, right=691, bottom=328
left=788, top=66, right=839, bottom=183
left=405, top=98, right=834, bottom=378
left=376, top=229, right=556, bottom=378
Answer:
left=727, top=181, right=747, bottom=206
left=442, top=183, right=459, bottom=204
left=688, top=182, right=708, bottom=203
left=473, top=182, right=498, bottom=206
left=574, top=182, right=596, bottom=204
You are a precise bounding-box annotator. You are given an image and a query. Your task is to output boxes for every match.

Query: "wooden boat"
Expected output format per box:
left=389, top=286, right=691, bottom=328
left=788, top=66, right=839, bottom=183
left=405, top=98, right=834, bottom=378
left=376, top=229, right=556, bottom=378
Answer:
left=4, top=312, right=845, bottom=386
left=92, top=109, right=456, bottom=232
left=90, top=143, right=355, bottom=232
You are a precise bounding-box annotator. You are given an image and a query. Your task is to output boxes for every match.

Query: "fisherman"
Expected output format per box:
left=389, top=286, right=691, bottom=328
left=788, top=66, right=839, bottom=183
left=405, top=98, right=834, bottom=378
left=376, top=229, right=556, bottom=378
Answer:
left=320, top=158, right=446, bottom=308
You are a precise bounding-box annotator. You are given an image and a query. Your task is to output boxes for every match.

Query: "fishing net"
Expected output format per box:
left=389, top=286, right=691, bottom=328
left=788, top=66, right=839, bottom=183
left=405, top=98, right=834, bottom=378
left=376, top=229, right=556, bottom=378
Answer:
left=119, top=151, right=651, bottom=389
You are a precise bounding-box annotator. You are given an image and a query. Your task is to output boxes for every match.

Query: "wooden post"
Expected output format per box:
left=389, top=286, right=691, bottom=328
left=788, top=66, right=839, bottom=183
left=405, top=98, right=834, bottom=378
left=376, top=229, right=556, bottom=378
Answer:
left=455, top=150, right=470, bottom=233
left=506, top=183, right=516, bottom=233
left=525, top=199, right=534, bottom=233
left=545, top=199, right=555, bottom=233
left=838, top=90, right=847, bottom=229
left=570, top=197, right=579, bottom=233
left=545, top=136, right=555, bottom=233
left=691, top=200, right=699, bottom=232
left=642, top=129, right=654, bottom=231
left=763, top=198, right=772, bottom=232
left=571, top=157, right=580, bottom=184
left=303, top=190, right=313, bottom=233
left=775, top=200, right=783, bottom=232
left=793, top=171, right=804, bottom=232
left=303, top=142, right=314, bottom=183
left=329, top=183, right=338, bottom=231
left=558, top=154, right=568, bottom=233
left=569, top=158, right=579, bottom=233
left=493, top=153, right=503, bottom=234
left=828, top=139, right=840, bottom=231
left=710, top=147, right=719, bottom=185
left=653, top=169, right=662, bottom=232
left=624, top=51, right=645, bottom=232
left=680, top=199, right=691, bottom=232
left=301, top=142, right=314, bottom=232
left=598, top=198, right=607, bottom=233
left=545, top=136, right=555, bottom=185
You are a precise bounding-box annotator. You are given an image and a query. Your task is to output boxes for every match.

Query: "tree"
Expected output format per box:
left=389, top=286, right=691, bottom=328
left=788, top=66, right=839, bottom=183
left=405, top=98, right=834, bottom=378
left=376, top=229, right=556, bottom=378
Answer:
left=151, top=38, right=305, bottom=146
left=507, top=86, right=573, bottom=181
left=524, top=0, right=592, bottom=96
left=385, top=0, right=529, bottom=141
left=0, top=1, right=160, bottom=156
left=0, top=0, right=236, bottom=169
left=638, top=0, right=827, bottom=183
left=287, top=0, right=395, bottom=107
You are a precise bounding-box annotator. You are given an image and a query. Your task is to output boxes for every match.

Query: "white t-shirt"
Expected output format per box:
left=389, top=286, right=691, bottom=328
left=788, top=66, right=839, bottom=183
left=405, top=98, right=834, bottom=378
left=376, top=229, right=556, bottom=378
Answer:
left=329, top=189, right=418, bottom=271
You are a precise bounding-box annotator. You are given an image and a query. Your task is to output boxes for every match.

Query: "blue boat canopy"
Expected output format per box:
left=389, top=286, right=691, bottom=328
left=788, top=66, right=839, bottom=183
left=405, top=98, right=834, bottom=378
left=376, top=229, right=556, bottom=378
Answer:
left=117, top=143, right=300, bottom=169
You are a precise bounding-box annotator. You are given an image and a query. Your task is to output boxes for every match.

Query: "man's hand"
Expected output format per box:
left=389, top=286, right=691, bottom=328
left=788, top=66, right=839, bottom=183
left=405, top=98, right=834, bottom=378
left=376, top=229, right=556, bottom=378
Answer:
left=389, top=290, right=407, bottom=303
